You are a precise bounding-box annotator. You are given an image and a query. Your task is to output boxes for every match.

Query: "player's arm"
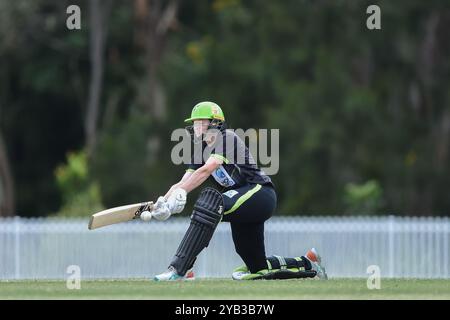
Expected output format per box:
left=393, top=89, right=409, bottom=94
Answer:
left=144, top=171, right=192, bottom=221
left=148, top=157, right=221, bottom=221
left=178, top=156, right=222, bottom=193
left=163, top=170, right=193, bottom=199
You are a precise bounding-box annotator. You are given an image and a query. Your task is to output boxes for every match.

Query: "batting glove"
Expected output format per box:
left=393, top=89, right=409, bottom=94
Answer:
left=167, top=188, right=187, bottom=214
left=151, top=201, right=172, bottom=221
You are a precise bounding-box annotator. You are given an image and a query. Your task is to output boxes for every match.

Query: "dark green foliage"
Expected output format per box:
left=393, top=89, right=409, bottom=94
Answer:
left=1, top=1, right=449, bottom=216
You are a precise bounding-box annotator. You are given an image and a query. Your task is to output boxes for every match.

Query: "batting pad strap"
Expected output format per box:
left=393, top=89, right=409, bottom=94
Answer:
left=266, top=256, right=308, bottom=271
left=275, top=255, right=287, bottom=270
left=192, top=205, right=222, bottom=227
left=266, top=259, right=273, bottom=271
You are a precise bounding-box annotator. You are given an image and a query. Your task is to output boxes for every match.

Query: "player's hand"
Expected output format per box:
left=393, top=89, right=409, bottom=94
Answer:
left=151, top=202, right=172, bottom=221
left=150, top=196, right=172, bottom=221
left=167, top=188, right=187, bottom=214
left=155, top=196, right=166, bottom=209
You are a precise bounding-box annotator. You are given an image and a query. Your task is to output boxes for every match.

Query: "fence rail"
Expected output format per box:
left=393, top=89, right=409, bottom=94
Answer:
left=0, top=216, right=449, bottom=279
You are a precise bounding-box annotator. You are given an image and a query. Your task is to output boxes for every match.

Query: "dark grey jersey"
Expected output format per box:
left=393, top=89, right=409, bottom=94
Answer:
left=187, top=130, right=274, bottom=190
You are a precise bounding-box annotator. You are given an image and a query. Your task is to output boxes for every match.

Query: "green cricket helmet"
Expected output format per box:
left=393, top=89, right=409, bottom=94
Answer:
left=185, top=101, right=227, bottom=143
left=184, top=101, right=225, bottom=123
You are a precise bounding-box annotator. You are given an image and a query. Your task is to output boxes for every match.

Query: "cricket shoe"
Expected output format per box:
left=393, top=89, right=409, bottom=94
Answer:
left=232, top=265, right=278, bottom=280
left=153, top=266, right=195, bottom=281
left=231, top=265, right=252, bottom=280
left=305, top=248, right=328, bottom=280
left=231, top=265, right=270, bottom=280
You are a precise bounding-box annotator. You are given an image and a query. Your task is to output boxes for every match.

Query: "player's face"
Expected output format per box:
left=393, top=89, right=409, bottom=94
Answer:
left=193, top=119, right=210, bottom=137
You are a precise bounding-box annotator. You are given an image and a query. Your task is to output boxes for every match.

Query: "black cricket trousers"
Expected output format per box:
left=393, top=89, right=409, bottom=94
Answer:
left=221, top=183, right=277, bottom=273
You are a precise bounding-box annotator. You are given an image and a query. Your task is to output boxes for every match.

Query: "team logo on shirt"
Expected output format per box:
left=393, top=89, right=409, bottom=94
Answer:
left=223, top=190, right=239, bottom=198
left=212, top=166, right=235, bottom=187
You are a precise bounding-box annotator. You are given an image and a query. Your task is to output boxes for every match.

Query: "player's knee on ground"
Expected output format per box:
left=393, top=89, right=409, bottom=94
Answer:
left=234, top=255, right=317, bottom=280
left=170, top=188, right=224, bottom=275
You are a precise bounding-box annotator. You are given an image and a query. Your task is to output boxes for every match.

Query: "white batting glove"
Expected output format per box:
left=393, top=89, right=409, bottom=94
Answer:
left=167, top=188, right=187, bottom=214
left=151, top=203, right=172, bottom=221
left=140, top=197, right=170, bottom=222
left=149, top=196, right=171, bottom=221
left=155, top=196, right=167, bottom=209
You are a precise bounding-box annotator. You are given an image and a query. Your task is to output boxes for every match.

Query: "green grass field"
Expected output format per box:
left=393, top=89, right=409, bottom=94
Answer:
left=0, top=279, right=449, bottom=300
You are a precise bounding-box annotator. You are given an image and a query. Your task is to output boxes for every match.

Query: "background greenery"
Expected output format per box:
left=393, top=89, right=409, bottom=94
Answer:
left=0, top=0, right=449, bottom=217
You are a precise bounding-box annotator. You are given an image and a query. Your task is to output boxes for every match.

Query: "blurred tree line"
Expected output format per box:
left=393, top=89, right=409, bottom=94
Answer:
left=0, top=0, right=449, bottom=217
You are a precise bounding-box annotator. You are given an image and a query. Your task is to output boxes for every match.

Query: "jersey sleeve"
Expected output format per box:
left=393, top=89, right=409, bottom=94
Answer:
left=210, top=131, right=237, bottom=164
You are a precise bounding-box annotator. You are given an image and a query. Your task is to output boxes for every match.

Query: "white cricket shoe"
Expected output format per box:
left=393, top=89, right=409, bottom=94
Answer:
left=305, top=248, right=328, bottom=280
left=153, top=266, right=195, bottom=281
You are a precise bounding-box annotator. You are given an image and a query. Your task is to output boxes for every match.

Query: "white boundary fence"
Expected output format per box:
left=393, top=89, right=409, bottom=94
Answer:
left=0, top=216, right=449, bottom=279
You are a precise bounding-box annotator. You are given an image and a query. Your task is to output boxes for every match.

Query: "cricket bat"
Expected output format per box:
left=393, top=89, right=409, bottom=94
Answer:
left=88, top=201, right=154, bottom=230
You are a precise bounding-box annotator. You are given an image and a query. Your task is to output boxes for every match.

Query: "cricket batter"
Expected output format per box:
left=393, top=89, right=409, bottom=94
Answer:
left=140, top=101, right=327, bottom=281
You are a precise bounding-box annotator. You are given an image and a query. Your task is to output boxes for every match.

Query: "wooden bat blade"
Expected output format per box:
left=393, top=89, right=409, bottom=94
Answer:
left=88, top=202, right=153, bottom=230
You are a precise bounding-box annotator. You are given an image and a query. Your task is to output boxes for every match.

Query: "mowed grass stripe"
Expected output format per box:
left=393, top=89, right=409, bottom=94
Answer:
left=0, top=279, right=449, bottom=300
